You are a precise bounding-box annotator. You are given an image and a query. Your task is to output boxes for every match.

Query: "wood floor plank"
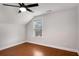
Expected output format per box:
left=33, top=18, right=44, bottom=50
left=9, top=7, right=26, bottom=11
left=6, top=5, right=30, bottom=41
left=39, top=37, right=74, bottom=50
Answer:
left=0, top=42, right=78, bottom=56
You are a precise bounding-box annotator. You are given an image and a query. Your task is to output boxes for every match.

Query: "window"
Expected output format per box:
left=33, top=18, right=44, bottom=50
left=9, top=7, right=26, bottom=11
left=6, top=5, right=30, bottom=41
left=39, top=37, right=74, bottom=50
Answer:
left=33, top=17, right=42, bottom=37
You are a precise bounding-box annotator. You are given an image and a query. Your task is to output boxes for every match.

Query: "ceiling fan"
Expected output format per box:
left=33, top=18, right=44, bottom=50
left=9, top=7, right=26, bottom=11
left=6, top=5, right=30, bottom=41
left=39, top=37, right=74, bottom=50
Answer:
left=2, top=3, right=39, bottom=13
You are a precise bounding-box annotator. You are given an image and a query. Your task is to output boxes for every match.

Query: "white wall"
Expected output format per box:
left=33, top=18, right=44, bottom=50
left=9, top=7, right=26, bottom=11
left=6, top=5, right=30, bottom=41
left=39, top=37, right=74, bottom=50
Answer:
left=0, top=24, right=26, bottom=50
left=26, top=7, right=78, bottom=51
left=0, top=4, right=27, bottom=50
left=77, top=6, right=79, bottom=51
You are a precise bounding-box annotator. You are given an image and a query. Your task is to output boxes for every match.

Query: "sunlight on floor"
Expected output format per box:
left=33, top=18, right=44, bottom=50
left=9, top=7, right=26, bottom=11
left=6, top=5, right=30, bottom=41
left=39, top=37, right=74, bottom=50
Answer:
left=33, top=49, right=44, bottom=56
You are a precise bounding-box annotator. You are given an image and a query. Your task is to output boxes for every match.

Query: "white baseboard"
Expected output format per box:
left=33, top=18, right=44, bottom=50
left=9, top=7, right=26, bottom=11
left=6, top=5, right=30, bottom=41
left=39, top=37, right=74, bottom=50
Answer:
left=26, top=41, right=78, bottom=53
left=0, top=41, right=26, bottom=51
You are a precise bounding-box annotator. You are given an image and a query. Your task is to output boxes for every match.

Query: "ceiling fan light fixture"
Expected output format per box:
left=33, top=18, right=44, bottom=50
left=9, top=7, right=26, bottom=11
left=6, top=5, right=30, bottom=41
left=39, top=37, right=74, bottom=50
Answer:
left=19, top=7, right=26, bottom=12
left=2, top=3, right=39, bottom=13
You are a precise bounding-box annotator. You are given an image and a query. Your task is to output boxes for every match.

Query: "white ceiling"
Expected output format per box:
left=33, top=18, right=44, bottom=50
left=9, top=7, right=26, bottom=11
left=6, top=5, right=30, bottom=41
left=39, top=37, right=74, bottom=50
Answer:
left=0, top=3, right=78, bottom=24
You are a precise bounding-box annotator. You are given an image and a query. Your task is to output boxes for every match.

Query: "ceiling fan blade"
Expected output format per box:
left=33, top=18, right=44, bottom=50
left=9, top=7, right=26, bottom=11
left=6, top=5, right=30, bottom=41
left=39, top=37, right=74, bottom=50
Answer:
left=26, top=3, right=39, bottom=8
left=22, top=3, right=25, bottom=6
left=26, top=8, right=33, bottom=12
left=3, top=4, right=20, bottom=7
left=18, top=3, right=23, bottom=7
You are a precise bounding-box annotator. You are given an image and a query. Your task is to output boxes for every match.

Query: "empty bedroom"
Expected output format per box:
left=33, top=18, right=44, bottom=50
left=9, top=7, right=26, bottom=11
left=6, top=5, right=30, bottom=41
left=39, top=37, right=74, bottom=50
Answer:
left=0, top=3, right=79, bottom=56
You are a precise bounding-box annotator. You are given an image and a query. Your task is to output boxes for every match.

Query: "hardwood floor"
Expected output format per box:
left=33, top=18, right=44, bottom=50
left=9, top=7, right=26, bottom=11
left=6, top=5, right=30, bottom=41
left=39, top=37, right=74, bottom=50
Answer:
left=0, top=42, right=78, bottom=56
